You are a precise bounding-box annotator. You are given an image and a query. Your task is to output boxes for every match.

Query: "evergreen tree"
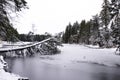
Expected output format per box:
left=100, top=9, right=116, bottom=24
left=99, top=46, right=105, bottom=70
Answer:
left=109, top=0, right=120, bottom=51
left=89, top=15, right=101, bottom=46
left=85, top=21, right=91, bottom=44
left=79, top=20, right=86, bottom=43
left=99, top=0, right=113, bottom=48
left=62, top=23, right=72, bottom=43
left=71, top=21, right=79, bottom=35
left=100, top=0, right=111, bottom=27
left=69, top=21, right=80, bottom=43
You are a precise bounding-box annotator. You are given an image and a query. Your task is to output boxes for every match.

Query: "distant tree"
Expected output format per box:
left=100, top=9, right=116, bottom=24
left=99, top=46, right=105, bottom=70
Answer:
left=85, top=21, right=91, bottom=44
left=71, top=21, right=79, bottom=35
left=34, top=34, right=47, bottom=41
left=79, top=20, right=86, bottom=43
left=44, top=32, right=52, bottom=38
left=62, top=23, right=72, bottom=43
left=54, top=32, right=63, bottom=42
left=19, top=34, right=49, bottom=42
left=19, top=34, right=27, bottom=41
left=68, top=21, right=80, bottom=43
left=79, top=20, right=91, bottom=44
left=27, top=31, right=34, bottom=41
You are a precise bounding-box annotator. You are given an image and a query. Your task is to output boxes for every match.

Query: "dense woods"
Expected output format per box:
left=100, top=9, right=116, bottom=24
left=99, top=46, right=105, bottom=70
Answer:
left=62, top=0, right=120, bottom=49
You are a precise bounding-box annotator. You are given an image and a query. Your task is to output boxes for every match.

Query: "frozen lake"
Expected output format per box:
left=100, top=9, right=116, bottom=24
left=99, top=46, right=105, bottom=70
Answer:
left=5, top=44, right=120, bottom=80
left=5, top=57, right=120, bottom=80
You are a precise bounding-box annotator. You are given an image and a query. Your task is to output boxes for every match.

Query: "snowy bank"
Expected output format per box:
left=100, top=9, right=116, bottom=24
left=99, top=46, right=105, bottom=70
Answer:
left=0, top=56, right=28, bottom=80
left=40, top=44, right=120, bottom=67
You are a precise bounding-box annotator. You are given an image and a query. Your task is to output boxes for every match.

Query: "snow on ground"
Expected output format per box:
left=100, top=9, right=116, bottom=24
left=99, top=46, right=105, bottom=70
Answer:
left=40, top=44, right=120, bottom=67
left=0, top=56, right=28, bottom=80
left=0, top=69, right=20, bottom=80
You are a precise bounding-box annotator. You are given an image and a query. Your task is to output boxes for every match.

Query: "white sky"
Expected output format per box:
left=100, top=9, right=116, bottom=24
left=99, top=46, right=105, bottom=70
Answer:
left=12, top=0, right=103, bottom=35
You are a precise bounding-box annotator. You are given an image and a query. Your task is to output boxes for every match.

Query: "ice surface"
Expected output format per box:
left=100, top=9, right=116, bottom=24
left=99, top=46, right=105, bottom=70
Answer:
left=40, top=44, right=120, bottom=67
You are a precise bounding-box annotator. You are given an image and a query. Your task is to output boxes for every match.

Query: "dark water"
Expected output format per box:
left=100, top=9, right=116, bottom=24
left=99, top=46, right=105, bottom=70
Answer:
left=5, top=57, right=120, bottom=80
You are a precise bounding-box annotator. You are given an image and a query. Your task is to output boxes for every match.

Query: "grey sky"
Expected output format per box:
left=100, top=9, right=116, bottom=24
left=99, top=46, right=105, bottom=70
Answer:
left=13, top=0, right=103, bottom=35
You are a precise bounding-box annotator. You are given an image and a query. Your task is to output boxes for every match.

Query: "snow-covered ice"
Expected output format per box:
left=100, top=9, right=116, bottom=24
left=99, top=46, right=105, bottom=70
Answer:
left=40, top=44, right=120, bottom=67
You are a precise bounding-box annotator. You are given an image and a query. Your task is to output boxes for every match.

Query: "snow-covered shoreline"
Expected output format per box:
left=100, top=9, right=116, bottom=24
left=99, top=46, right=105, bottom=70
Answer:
left=0, top=56, right=28, bottom=80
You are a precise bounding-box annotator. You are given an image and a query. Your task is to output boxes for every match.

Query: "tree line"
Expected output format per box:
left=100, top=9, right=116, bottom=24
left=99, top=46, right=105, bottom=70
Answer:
left=62, top=19, right=100, bottom=45
left=62, top=0, right=120, bottom=49
left=19, top=32, right=52, bottom=42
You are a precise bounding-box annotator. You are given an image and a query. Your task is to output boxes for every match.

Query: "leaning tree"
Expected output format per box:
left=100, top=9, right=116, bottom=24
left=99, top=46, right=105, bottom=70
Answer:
left=0, top=0, right=27, bottom=41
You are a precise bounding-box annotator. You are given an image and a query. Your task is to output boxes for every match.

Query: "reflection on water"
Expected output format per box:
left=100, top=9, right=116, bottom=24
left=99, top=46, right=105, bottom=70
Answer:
left=5, top=57, right=120, bottom=80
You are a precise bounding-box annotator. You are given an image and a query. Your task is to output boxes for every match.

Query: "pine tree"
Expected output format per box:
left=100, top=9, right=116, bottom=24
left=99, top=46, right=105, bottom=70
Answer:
left=79, top=20, right=87, bottom=43
left=89, top=15, right=103, bottom=46
left=85, top=21, right=91, bottom=44
left=62, top=23, right=72, bottom=43
left=100, top=0, right=111, bottom=27
left=99, top=0, right=113, bottom=48
left=69, top=21, right=80, bottom=43
left=109, top=0, right=120, bottom=52
left=71, top=21, right=79, bottom=35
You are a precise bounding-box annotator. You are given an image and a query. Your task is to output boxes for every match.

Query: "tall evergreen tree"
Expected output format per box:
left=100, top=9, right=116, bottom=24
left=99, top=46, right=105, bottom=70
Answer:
left=99, top=0, right=113, bottom=48
left=89, top=15, right=102, bottom=46
left=85, top=21, right=91, bottom=44
left=69, top=21, right=80, bottom=43
left=71, top=21, right=79, bottom=35
left=62, top=23, right=72, bottom=43
left=100, top=0, right=111, bottom=28
left=109, top=0, right=120, bottom=51
left=79, top=20, right=86, bottom=43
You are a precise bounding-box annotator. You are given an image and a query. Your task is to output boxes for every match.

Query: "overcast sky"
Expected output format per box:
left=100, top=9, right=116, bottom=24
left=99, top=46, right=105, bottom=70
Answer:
left=13, top=0, right=103, bottom=35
